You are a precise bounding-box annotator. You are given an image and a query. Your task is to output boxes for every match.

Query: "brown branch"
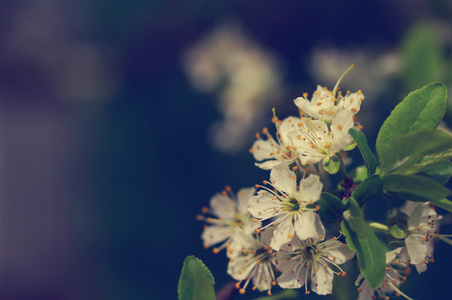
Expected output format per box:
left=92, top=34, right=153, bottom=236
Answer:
left=216, top=281, right=239, bottom=300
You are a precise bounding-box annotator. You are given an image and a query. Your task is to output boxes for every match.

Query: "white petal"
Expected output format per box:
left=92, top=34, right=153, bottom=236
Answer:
left=260, top=226, right=275, bottom=245
left=298, top=150, right=325, bottom=165
left=298, top=119, right=331, bottom=160
left=357, top=278, right=373, bottom=300
left=298, top=174, right=323, bottom=204
left=236, top=187, right=256, bottom=214
left=420, top=203, right=436, bottom=219
left=355, top=273, right=365, bottom=286
left=229, top=229, right=257, bottom=250
left=311, top=266, right=334, bottom=295
left=278, top=235, right=303, bottom=252
left=332, top=109, right=354, bottom=133
left=201, top=226, right=231, bottom=247
left=241, top=219, right=261, bottom=235
left=255, top=159, right=281, bottom=170
left=270, top=164, right=297, bottom=195
left=405, top=235, right=427, bottom=265
left=407, top=203, right=424, bottom=229
left=331, top=109, right=354, bottom=146
left=209, top=194, right=236, bottom=219
left=415, top=261, right=427, bottom=274
left=385, top=247, right=402, bottom=263
left=271, top=217, right=294, bottom=251
left=253, top=262, right=274, bottom=292
left=248, top=191, right=279, bottom=219
left=294, top=96, right=320, bottom=119
left=279, top=116, right=302, bottom=141
left=400, top=200, right=418, bottom=215
left=338, top=91, right=363, bottom=114
left=295, top=211, right=325, bottom=240
left=277, top=265, right=306, bottom=289
left=323, top=240, right=355, bottom=264
left=227, top=255, right=251, bottom=280
left=251, top=138, right=278, bottom=161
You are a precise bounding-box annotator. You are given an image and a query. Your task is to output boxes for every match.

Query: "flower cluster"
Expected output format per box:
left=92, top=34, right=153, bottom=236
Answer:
left=197, top=70, right=452, bottom=299
left=248, top=66, right=363, bottom=172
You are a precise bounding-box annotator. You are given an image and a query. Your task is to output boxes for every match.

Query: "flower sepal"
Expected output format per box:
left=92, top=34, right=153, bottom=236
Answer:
left=323, top=155, right=340, bottom=174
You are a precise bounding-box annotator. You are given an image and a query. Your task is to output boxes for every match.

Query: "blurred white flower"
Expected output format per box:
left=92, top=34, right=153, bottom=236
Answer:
left=5, top=1, right=118, bottom=103
left=310, top=46, right=400, bottom=97
left=183, top=21, right=283, bottom=152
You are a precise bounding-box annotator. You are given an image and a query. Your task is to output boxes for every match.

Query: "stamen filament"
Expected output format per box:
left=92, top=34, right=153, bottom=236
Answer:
left=388, top=282, right=414, bottom=300
left=332, top=64, right=355, bottom=99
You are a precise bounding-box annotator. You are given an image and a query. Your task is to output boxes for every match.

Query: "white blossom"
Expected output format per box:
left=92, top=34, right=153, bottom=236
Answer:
left=227, top=228, right=277, bottom=295
left=289, top=109, right=355, bottom=165
left=248, top=164, right=325, bottom=250
left=250, top=116, right=302, bottom=170
left=275, top=235, right=355, bottom=295
left=403, top=202, right=441, bottom=273
left=198, top=187, right=260, bottom=253
left=294, top=85, right=364, bottom=120
left=356, top=247, right=413, bottom=300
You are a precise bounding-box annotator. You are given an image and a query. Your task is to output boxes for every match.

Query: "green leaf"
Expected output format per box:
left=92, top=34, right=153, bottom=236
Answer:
left=349, top=165, right=369, bottom=183
left=376, top=82, right=447, bottom=170
left=343, top=140, right=357, bottom=151
left=401, top=25, right=442, bottom=90
left=351, top=175, right=382, bottom=205
left=405, top=149, right=452, bottom=175
left=389, top=225, right=406, bottom=239
left=323, top=154, right=340, bottom=174
left=343, top=198, right=367, bottom=238
left=383, top=129, right=452, bottom=172
left=430, top=198, right=452, bottom=213
left=341, top=220, right=386, bottom=290
left=317, top=192, right=346, bottom=223
left=349, top=128, right=378, bottom=176
left=421, top=161, right=452, bottom=184
left=382, top=173, right=451, bottom=202
left=178, top=256, right=215, bottom=300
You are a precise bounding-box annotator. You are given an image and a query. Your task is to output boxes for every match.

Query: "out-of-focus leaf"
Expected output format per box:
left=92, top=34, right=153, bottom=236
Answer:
left=430, top=198, right=452, bottom=213
left=421, top=161, right=452, bottom=184
left=401, top=25, right=442, bottom=90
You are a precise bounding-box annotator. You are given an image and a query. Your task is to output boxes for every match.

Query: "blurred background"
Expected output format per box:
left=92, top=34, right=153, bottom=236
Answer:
left=0, top=0, right=452, bottom=299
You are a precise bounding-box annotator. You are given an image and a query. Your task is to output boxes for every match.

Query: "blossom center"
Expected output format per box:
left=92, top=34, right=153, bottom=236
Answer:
left=285, top=198, right=301, bottom=212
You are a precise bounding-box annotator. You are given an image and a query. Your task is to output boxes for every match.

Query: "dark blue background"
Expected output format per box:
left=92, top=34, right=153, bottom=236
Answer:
left=0, top=0, right=451, bottom=299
